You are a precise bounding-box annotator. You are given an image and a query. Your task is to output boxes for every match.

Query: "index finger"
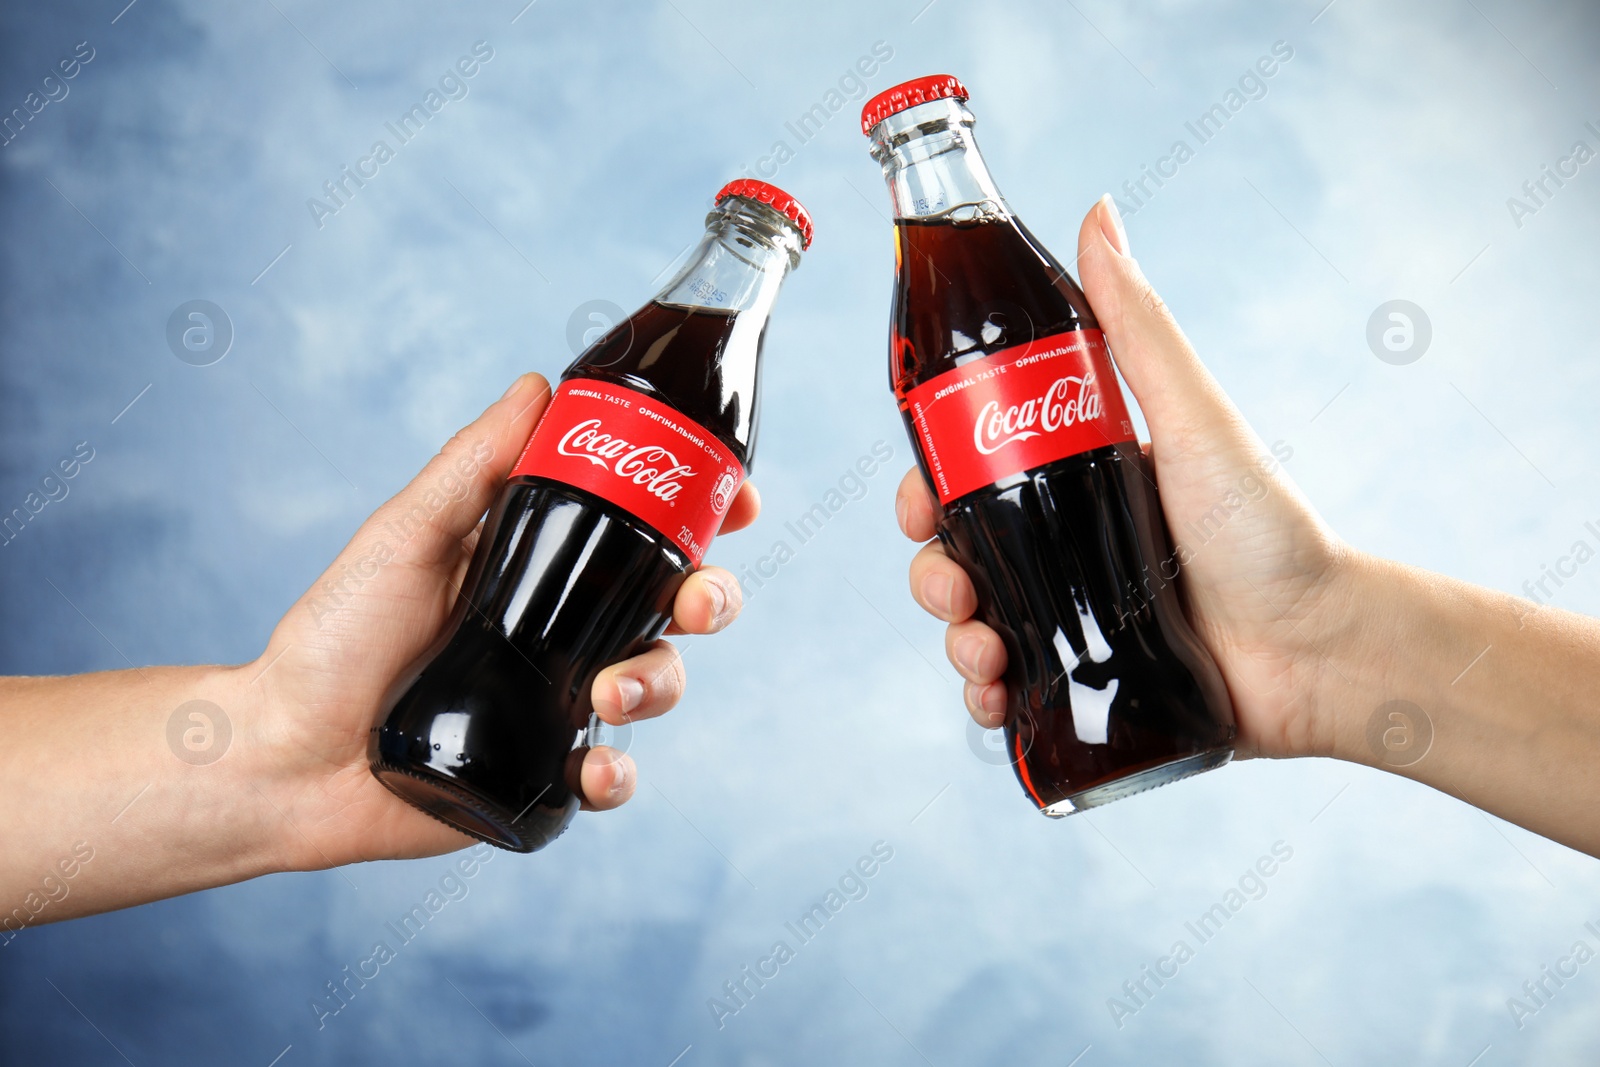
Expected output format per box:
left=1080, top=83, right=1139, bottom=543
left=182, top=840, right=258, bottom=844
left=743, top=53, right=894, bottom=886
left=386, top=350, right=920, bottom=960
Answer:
left=895, top=466, right=939, bottom=542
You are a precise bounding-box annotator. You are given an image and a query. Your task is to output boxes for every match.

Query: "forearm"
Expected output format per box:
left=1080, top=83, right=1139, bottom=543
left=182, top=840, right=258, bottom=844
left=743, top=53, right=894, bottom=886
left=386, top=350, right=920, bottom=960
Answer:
left=0, top=665, right=291, bottom=928
left=1321, top=553, right=1600, bottom=855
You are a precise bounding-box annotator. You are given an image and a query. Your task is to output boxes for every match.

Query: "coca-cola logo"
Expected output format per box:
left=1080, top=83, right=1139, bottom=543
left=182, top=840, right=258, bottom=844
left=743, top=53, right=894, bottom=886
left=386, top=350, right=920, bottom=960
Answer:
left=557, top=418, right=695, bottom=502
left=973, top=372, right=1104, bottom=455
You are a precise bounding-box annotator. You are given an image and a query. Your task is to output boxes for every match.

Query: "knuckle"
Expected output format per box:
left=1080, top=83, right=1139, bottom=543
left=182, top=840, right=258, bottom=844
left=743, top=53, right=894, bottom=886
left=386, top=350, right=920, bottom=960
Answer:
left=1134, top=277, right=1167, bottom=317
left=438, top=428, right=470, bottom=463
left=645, top=643, right=685, bottom=696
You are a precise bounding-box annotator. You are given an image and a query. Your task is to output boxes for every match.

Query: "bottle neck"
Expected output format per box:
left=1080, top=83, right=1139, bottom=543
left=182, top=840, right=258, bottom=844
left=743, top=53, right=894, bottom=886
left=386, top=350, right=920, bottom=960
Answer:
left=868, top=99, right=1009, bottom=222
left=656, top=198, right=803, bottom=318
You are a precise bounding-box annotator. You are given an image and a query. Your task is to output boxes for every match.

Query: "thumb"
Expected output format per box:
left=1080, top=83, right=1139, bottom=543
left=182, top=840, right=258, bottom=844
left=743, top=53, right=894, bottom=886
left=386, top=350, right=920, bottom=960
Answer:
left=369, top=372, right=551, bottom=571
left=1076, top=196, right=1255, bottom=462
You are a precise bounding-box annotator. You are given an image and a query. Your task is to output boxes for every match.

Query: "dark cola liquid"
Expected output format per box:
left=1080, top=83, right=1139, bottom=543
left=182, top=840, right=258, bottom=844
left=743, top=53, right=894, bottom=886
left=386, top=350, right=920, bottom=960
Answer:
left=894, top=216, right=1235, bottom=812
left=371, top=302, right=754, bottom=851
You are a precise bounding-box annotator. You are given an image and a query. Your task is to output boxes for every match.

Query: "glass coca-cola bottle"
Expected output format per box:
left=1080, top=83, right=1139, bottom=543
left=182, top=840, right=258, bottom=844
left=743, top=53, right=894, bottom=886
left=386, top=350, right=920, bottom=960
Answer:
left=371, top=180, right=812, bottom=851
left=862, top=76, right=1235, bottom=814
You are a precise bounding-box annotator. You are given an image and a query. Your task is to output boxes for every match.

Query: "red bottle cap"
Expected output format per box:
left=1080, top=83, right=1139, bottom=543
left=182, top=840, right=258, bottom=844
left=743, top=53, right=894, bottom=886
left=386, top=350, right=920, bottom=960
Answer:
left=715, top=179, right=814, bottom=250
left=860, top=75, right=970, bottom=136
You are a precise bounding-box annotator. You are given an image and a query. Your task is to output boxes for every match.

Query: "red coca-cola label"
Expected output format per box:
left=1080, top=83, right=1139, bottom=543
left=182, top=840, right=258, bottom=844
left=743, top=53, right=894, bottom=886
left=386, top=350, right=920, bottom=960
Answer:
left=897, top=328, right=1135, bottom=505
left=510, top=380, right=743, bottom=566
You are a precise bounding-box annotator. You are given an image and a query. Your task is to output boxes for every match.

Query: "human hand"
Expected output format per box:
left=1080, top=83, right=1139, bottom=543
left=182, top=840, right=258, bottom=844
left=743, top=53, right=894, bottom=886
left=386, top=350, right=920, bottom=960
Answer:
left=896, top=196, right=1352, bottom=763
left=242, top=372, right=758, bottom=868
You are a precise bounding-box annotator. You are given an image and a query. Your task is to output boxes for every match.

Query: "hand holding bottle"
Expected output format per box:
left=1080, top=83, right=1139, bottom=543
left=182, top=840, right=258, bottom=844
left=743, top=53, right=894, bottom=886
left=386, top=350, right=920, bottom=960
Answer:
left=900, top=196, right=1600, bottom=858
left=268, top=371, right=763, bottom=864
left=0, top=374, right=762, bottom=921
left=897, top=196, right=1345, bottom=764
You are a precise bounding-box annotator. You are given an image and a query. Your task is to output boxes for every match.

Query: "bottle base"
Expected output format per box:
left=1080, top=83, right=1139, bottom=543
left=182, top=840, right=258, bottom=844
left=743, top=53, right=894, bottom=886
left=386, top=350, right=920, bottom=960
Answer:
left=1039, top=747, right=1233, bottom=818
left=371, top=761, right=568, bottom=854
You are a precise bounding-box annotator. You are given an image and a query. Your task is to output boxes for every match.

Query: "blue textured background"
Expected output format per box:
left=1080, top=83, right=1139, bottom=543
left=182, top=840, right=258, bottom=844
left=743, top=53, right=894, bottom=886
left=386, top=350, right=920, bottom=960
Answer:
left=4, top=1, right=1600, bottom=1063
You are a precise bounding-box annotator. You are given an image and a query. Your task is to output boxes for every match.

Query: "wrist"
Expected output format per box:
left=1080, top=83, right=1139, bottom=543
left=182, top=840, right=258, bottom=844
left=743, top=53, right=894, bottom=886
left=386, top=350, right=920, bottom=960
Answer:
left=209, top=657, right=319, bottom=876
left=232, top=641, right=421, bottom=873
left=1264, top=545, right=1390, bottom=766
left=1306, top=550, right=1385, bottom=766
left=1307, top=551, right=1452, bottom=771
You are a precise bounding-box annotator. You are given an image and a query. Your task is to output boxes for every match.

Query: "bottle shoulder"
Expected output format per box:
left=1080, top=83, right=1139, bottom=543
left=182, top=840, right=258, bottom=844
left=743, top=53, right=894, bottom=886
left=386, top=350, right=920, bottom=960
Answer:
left=560, top=301, right=759, bottom=466
left=890, top=215, right=1098, bottom=393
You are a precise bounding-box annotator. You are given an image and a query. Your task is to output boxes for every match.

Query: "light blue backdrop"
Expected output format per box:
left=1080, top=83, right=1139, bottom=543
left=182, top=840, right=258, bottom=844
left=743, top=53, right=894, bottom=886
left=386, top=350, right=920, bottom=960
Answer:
left=3, top=0, right=1599, bottom=1063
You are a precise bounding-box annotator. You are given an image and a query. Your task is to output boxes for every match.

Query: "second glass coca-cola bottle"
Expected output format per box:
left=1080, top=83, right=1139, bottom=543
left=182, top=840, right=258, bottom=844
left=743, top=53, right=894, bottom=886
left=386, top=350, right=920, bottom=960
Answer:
left=862, top=76, right=1235, bottom=814
left=371, top=180, right=812, bottom=852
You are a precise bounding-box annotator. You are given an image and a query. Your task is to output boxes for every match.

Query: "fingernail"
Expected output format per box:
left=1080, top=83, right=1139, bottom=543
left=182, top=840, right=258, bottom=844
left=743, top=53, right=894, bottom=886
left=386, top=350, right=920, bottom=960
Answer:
left=609, top=757, right=632, bottom=798
left=895, top=495, right=909, bottom=534
left=981, top=685, right=1006, bottom=727
left=922, top=572, right=955, bottom=618
left=706, top=576, right=729, bottom=627
left=501, top=373, right=528, bottom=401
left=1098, top=194, right=1129, bottom=257
left=615, top=675, right=644, bottom=715
left=954, top=634, right=986, bottom=675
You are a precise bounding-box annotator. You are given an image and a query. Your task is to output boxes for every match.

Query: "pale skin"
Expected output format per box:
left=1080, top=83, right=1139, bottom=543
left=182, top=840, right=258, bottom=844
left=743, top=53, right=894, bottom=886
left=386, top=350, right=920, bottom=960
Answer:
left=900, top=197, right=1600, bottom=858
left=0, top=373, right=759, bottom=922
